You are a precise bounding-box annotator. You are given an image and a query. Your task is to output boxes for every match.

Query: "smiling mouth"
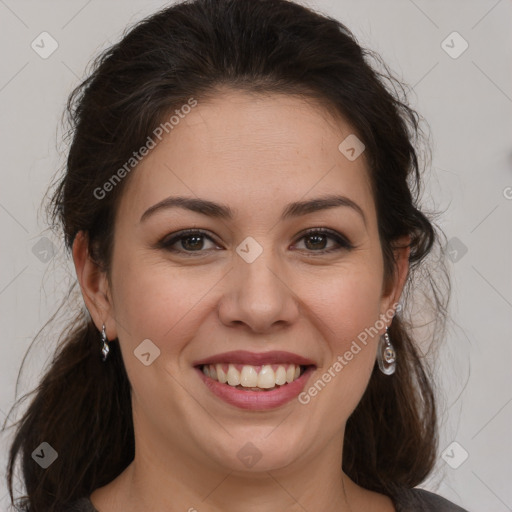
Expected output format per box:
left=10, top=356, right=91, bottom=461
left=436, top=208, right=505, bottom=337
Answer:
left=198, top=363, right=310, bottom=391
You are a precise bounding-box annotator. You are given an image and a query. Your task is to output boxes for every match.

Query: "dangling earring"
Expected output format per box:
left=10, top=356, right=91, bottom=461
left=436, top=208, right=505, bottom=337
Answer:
left=377, top=326, right=396, bottom=375
left=100, top=324, right=110, bottom=362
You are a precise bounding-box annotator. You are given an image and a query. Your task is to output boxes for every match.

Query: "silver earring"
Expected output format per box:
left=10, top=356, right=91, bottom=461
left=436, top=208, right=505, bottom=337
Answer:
left=100, top=324, right=110, bottom=362
left=377, top=326, right=396, bottom=375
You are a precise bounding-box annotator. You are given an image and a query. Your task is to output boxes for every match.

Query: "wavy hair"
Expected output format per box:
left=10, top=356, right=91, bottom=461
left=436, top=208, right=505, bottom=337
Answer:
left=3, top=0, right=450, bottom=510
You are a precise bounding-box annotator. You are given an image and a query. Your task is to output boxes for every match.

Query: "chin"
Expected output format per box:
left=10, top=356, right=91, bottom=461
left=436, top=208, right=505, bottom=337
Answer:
left=199, top=429, right=307, bottom=473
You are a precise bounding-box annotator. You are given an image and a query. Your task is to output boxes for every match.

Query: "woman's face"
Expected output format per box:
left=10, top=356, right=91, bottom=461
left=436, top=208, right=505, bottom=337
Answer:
left=79, top=90, right=409, bottom=474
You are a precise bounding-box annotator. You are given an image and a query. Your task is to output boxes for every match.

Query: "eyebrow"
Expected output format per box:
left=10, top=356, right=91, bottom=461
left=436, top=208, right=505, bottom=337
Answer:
left=140, top=194, right=367, bottom=226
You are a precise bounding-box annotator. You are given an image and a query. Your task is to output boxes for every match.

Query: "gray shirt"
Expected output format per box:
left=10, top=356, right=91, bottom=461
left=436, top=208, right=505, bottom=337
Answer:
left=66, top=488, right=469, bottom=511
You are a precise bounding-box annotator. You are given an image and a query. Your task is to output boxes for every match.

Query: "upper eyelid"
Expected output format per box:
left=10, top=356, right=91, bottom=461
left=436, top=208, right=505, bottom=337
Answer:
left=160, top=228, right=217, bottom=245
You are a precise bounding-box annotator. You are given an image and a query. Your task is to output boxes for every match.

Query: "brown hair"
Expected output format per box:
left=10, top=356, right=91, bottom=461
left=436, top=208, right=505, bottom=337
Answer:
left=3, top=0, right=450, bottom=509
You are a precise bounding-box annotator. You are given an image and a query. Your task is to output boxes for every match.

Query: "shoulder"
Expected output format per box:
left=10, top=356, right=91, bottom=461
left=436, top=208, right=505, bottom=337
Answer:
left=65, top=489, right=470, bottom=512
left=64, top=497, right=99, bottom=512
left=393, top=487, right=469, bottom=512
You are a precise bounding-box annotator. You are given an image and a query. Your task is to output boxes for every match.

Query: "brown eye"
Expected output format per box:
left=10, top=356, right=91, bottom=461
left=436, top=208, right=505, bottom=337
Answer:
left=293, top=229, right=353, bottom=254
left=159, top=227, right=353, bottom=256
left=159, top=229, right=219, bottom=255
left=179, top=234, right=207, bottom=251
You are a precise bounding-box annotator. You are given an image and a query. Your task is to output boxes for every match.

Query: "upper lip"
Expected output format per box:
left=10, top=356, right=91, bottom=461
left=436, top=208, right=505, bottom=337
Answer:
left=193, top=350, right=316, bottom=367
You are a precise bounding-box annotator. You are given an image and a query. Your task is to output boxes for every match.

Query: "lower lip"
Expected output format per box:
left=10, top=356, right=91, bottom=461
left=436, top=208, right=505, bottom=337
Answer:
left=196, top=366, right=315, bottom=410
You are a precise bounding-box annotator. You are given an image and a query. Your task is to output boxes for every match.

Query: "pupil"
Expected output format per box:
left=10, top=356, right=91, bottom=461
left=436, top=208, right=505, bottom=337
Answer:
left=306, top=234, right=326, bottom=250
left=183, top=235, right=203, bottom=250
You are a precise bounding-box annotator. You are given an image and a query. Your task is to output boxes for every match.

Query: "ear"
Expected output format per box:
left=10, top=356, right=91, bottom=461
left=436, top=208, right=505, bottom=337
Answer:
left=72, top=231, right=117, bottom=340
left=379, top=234, right=411, bottom=329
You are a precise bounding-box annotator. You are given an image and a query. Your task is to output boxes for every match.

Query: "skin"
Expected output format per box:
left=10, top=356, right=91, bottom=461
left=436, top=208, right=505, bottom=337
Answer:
left=73, top=89, right=410, bottom=512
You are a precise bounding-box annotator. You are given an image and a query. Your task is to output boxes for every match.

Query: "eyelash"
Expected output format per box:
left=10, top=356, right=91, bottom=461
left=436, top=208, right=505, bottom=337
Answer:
left=158, top=228, right=353, bottom=256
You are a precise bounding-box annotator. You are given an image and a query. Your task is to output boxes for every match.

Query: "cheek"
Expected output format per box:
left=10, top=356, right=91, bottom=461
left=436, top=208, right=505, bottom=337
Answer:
left=299, top=277, right=381, bottom=431
left=303, top=264, right=384, bottom=345
left=108, top=256, right=203, bottom=414
left=298, top=265, right=383, bottom=402
left=109, top=251, right=219, bottom=348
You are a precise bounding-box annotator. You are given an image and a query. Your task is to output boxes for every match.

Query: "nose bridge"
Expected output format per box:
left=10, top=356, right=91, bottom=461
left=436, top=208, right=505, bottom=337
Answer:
left=219, top=235, right=298, bottom=331
left=236, top=237, right=285, bottom=309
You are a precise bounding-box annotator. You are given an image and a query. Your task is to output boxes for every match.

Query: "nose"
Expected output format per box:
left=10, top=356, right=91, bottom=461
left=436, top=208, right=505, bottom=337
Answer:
left=217, top=244, right=300, bottom=334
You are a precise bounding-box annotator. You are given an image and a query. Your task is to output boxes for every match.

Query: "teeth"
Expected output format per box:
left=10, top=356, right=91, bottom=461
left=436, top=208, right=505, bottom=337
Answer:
left=275, top=366, right=287, bottom=385
left=240, top=365, right=258, bottom=387
left=203, top=363, right=305, bottom=389
left=216, top=364, right=227, bottom=384
left=227, top=364, right=241, bottom=386
left=257, top=365, right=275, bottom=389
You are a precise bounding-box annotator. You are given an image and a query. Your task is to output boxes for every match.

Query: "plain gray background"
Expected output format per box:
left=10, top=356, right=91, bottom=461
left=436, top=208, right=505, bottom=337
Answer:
left=0, top=1, right=511, bottom=510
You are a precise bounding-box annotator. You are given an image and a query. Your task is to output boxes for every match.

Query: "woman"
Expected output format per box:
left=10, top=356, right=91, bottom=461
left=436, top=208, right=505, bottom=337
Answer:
left=4, top=0, right=466, bottom=510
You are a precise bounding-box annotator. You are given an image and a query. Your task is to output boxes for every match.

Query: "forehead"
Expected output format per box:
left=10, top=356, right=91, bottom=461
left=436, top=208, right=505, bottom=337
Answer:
left=116, top=90, right=375, bottom=226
